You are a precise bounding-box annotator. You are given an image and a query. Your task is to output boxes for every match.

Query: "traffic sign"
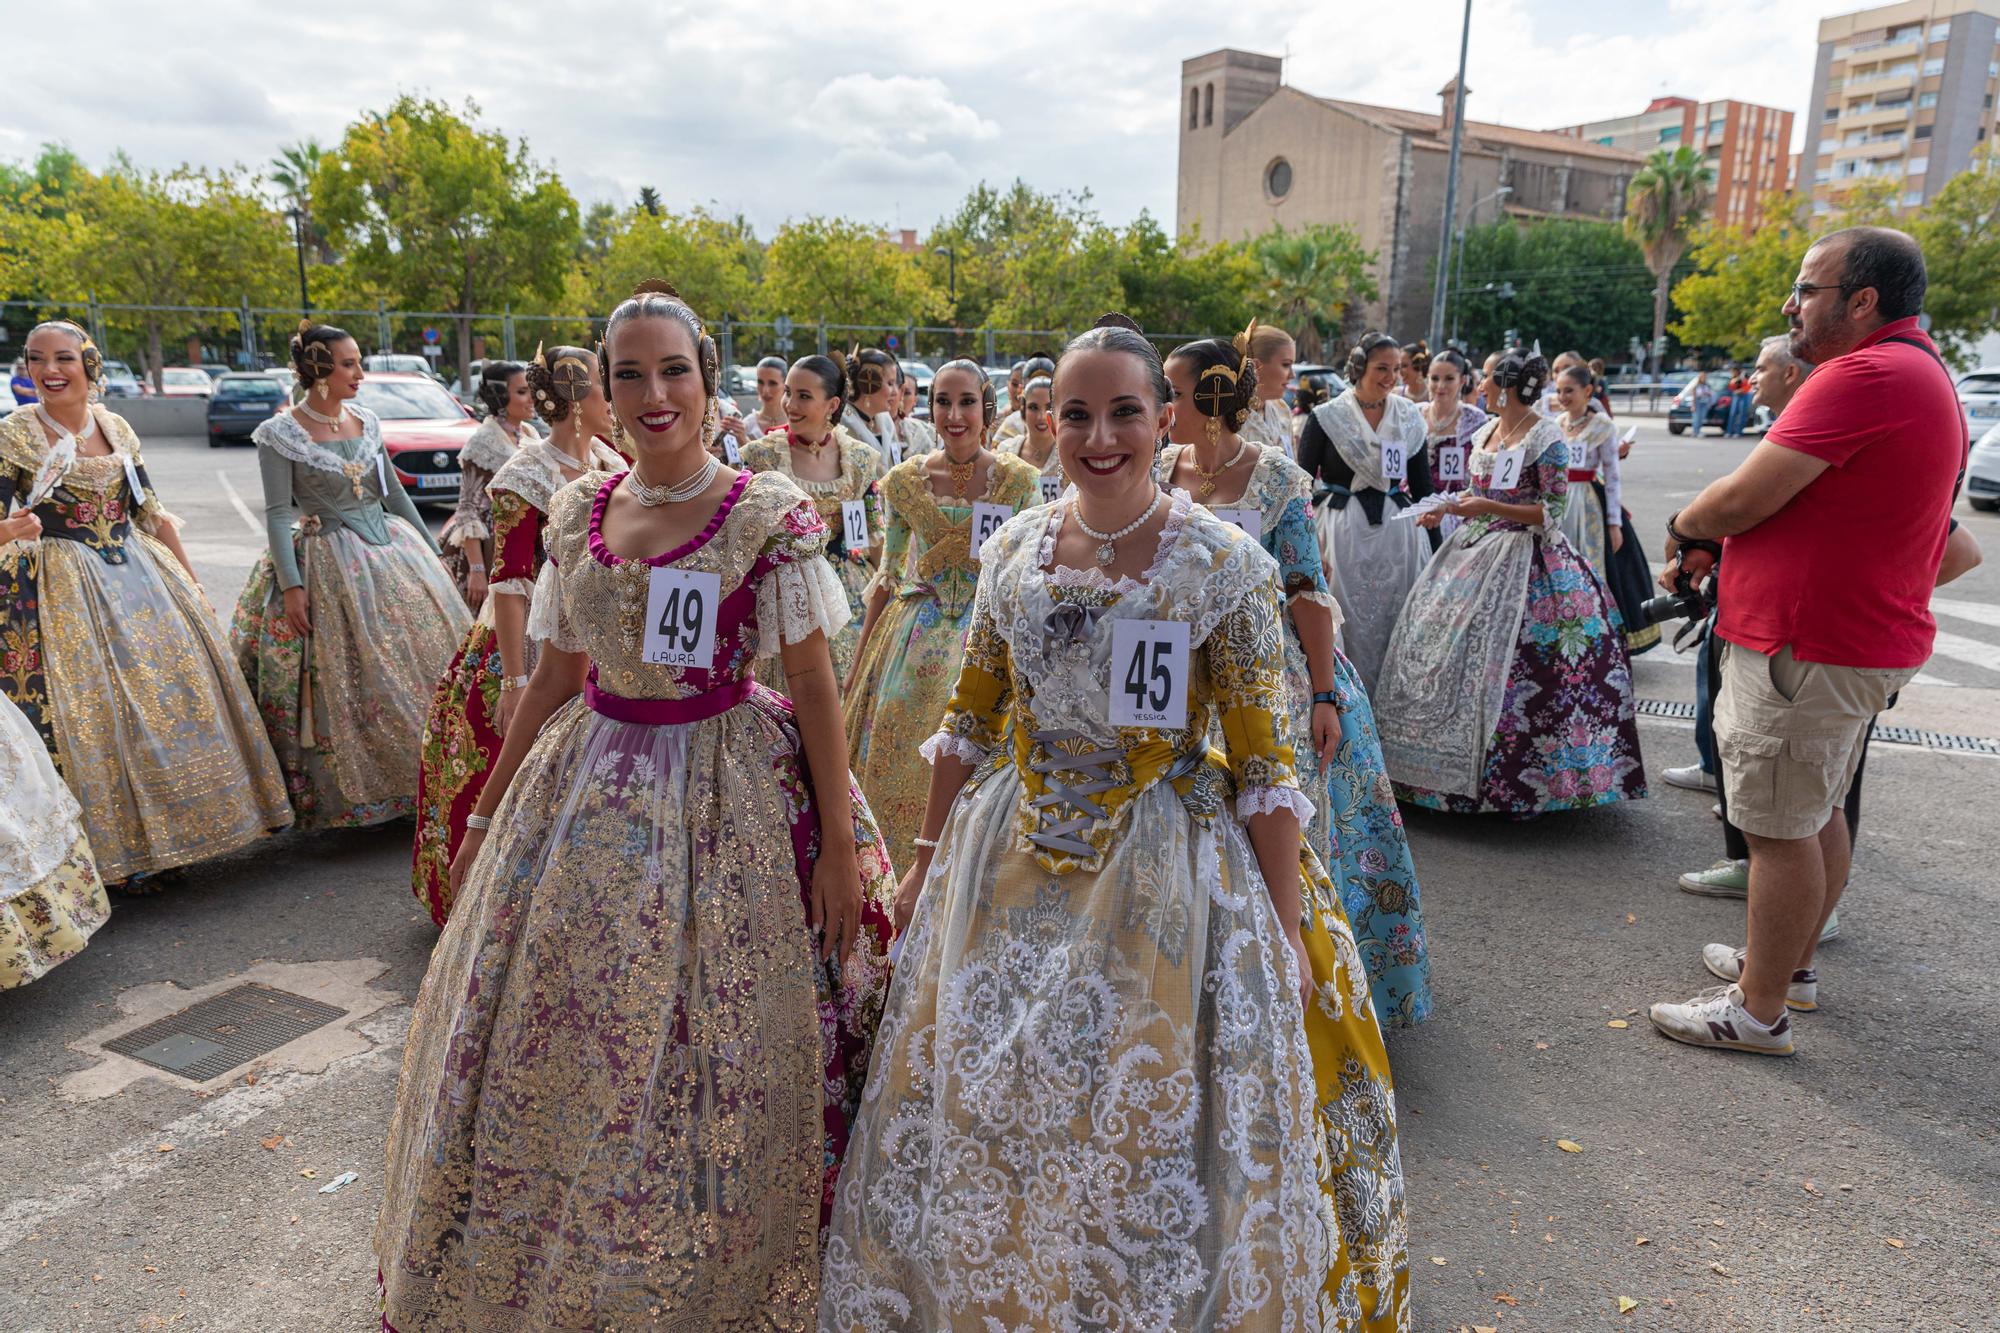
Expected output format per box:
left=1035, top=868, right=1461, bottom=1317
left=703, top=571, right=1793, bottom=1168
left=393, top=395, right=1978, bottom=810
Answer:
left=422, top=327, right=440, bottom=345
left=886, top=334, right=899, bottom=350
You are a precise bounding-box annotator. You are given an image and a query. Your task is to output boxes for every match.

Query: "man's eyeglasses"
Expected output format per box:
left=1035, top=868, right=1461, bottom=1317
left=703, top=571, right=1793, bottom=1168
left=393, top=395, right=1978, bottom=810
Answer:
left=1789, top=280, right=1857, bottom=301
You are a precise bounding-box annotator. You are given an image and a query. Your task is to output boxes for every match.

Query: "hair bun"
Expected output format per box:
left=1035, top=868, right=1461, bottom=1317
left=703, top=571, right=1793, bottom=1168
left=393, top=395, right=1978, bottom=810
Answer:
left=1091, top=312, right=1143, bottom=333
left=630, top=278, right=684, bottom=300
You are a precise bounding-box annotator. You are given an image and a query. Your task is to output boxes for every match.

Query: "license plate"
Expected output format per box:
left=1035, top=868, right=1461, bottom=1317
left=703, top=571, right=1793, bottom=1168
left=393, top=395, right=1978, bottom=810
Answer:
left=417, top=472, right=460, bottom=489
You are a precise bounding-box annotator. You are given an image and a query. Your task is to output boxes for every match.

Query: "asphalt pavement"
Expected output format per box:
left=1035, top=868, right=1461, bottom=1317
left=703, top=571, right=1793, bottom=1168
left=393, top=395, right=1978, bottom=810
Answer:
left=0, top=420, right=1995, bottom=1331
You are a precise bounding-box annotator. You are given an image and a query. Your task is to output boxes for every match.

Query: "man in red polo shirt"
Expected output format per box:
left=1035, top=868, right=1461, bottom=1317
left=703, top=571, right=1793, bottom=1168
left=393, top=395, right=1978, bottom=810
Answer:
left=1647, top=226, right=1966, bottom=1057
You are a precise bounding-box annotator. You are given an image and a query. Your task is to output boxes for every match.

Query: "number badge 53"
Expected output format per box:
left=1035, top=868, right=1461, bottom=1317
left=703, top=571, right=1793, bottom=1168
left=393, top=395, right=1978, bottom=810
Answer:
left=1109, top=619, right=1190, bottom=729
left=641, top=566, right=721, bottom=668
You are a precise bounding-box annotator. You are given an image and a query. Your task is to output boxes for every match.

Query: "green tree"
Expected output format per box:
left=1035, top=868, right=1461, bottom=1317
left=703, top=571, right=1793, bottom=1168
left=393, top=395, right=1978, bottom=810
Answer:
left=39, top=164, right=292, bottom=386
left=578, top=205, right=760, bottom=322
left=1250, top=222, right=1379, bottom=361
left=758, top=216, right=942, bottom=329
left=1446, top=217, right=1656, bottom=360
left=1914, top=151, right=2000, bottom=363
left=1114, top=213, right=1262, bottom=337
left=1624, top=146, right=1715, bottom=373
left=926, top=182, right=1108, bottom=332
left=269, top=139, right=322, bottom=211
left=314, top=96, right=579, bottom=388
left=637, top=186, right=662, bottom=217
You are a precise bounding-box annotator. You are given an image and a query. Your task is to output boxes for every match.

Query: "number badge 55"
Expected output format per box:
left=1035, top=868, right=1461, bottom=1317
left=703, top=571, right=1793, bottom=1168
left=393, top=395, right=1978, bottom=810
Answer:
left=641, top=567, right=721, bottom=668
left=1109, top=619, right=1190, bottom=728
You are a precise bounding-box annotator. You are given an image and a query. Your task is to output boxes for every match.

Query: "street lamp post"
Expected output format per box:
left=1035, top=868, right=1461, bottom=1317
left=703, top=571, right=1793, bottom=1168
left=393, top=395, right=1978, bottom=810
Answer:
left=932, top=245, right=957, bottom=354
left=1450, top=185, right=1512, bottom=345
left=1428, top=0, right=1475, bottom=351
left=287, top=207, right=311, bottom=317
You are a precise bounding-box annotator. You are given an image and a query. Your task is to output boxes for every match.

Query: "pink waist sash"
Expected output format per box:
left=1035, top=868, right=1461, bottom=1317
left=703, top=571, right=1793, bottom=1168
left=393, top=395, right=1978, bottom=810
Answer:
left=584, top=672, right=754, bottom=725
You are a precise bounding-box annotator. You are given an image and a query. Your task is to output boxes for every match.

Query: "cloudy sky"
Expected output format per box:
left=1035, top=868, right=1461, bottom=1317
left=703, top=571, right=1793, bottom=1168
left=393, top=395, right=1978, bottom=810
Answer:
left=8, top=0, right=1842, bottom=237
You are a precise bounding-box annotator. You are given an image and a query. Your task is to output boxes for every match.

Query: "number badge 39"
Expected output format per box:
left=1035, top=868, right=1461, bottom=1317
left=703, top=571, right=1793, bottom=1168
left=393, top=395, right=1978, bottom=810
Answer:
left=641, top=567, right=721, bottom=668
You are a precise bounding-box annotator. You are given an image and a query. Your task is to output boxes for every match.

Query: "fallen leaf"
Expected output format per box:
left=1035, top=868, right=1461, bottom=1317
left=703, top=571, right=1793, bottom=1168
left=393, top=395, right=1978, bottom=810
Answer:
left=155, top=1144, right=174, bottom=1154
left=91, top=1274, right=103, bottom=1283
left=243, top=1073, right=258, bottom=1086
left=143, top=1266, right=158, bottom=1273
left=260, top=1135, right=283, bottom=1151
left=1803, top=1180, right=1821, bottom=1197
left=1556, top=1139, right=1583, bottom=1153
left=300, top=1169, right=317, bottom=1179
left=1494, top=1291, right=1519, bottom=1305
left=1618, top=1295, right=1639, bottom=1314
left=1635, top=1236, right=1650, bottom=1246
left=1711, top=1262, right=1731, bottom=1276
left=1475, top=1326, right=1499, bottom=1333
left=1885, top=1237, right=1905, bottom=1249
left=1626, top=913, right=1636, bottom=924
left=1544, top=1233, right=1556, bottom=1243
left=1712, top=1218, right=1727, bottom=1227
left=1607, top=1020, right=1630, bottom=1029
left=1534, top=1041, right=1549, bottom=1050
left=1430, top=1256, right=1448, bottom=1266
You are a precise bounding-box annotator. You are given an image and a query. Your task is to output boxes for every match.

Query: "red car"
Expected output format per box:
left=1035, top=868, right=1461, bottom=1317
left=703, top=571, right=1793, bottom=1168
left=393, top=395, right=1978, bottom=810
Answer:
left=353, top=373, right=479, bottom=506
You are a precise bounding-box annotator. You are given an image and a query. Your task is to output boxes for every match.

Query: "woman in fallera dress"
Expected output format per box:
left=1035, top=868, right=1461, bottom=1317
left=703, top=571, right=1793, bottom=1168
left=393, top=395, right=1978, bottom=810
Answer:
left=993, top=371, right=1065, bottom=502
left=438, top=360, right=530, bottom=608
left=1420, top=349, right=1488, bottom=547
left=231, top=322, right=470, bottom=830
left=743, top=353, right=884, bottom=682
left=1374, top=348, right=1646, bottom=816
left=823, top=316, right=1408, bottom=1332
left=1235, top=322, right=1299, bottom=458
left=377, top=282, right=896, bottom=1330
left=0, top=508, right=109, bottom=988
left=1298, top=332, right=1433, bottom=693
left=842, top=359, right=1041, bottom=859
left=742, top=354, right=788, bottom=439
left=411, top=344, right=625, bottom=926
left=1160, top=329, right=1432, bottom=1028
left=0, top=321, right=291, bottom=884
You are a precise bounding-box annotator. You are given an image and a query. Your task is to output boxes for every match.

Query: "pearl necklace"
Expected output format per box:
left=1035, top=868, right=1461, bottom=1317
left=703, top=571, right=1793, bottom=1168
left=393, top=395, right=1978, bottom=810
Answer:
left=1192, top=436, right=1248, bottom=498
left=296, top=400, right=351, bottom=427
left=1073, top=487, right=1164, bottom=567
left=624, top=455, right=718, bottom=506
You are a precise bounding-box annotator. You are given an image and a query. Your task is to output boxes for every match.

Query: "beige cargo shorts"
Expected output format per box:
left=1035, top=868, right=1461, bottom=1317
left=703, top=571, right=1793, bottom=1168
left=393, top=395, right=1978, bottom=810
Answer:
left=1714, top=642, right=1917, bottom=842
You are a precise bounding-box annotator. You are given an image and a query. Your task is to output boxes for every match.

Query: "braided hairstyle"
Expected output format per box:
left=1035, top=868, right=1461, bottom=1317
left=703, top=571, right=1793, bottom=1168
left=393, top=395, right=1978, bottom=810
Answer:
left=1488, top=346, right=1551, bottom=407
left=476, top=359, right=523, bottom=418
left=600, top=280, right=718, bottom=397
left=1163, top=337, right=1259, bottom=432
left=526, top=344, right=595, bottom=424
left=1343, top=331, right=1400, bottom=386
left=290, top=321, right=353, bottom=393
left=846, top=347, right=899, bottom=403
left=1401, top=338, right=1431, bottom=378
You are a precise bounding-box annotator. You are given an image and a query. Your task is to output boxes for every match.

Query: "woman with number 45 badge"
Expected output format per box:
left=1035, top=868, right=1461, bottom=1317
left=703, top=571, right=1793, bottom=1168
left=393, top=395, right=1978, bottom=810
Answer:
left=1375, top=347, right=1646, bottom=816
left=842, top=358, right=1041, bottom=858
left=378, top=282, right=897, bottom=1330
left=823, top=314, right=1407, bottom=1332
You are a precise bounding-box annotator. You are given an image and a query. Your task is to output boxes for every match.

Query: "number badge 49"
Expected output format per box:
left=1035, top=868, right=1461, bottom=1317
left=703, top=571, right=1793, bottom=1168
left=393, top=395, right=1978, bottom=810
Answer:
left=641, top=566, right=721, bottom=668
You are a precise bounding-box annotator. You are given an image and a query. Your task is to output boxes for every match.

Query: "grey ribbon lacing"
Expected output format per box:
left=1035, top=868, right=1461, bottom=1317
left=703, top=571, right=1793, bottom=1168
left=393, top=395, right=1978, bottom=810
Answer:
left=1026, top=726, right=1206, bottom=857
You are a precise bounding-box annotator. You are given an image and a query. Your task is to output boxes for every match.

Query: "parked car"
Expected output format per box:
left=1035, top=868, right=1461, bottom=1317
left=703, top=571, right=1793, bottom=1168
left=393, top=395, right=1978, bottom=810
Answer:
left=197, top=363, right=234, bottom=381
left=1967, top=420, right=2000, bottom=512
left=364, top=353, right=437, bottom=377
left=899, top=359, right=934, bottom=406
left=984, top=367, right=1013, bottom=416
left=206, top=372, right=288, bottom=446
left=1291, top=363, right=1349, bottom=409
left=158, top=366, right=215, bottom=397
left=1666, top=383, right=1733, bottom=436
left=1954, top=366, right=2000, bottom=439
left=100, top=360, right=145, bottom=399
left=0, top=383, right=16, bottom=414
left=353, top=372, right=478, bottom=506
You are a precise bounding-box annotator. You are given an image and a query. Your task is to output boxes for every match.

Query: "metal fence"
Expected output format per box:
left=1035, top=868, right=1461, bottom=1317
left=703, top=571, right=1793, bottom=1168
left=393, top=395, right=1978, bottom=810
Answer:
left=0, top=297, right=1219, bottom=384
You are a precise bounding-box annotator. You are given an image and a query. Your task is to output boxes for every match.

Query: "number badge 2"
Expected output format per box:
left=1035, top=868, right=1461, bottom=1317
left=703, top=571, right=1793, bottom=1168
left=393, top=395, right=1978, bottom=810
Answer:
left=641, top=567, right=721, bottom=668
left=1109, top=619, right=1190, bottom=728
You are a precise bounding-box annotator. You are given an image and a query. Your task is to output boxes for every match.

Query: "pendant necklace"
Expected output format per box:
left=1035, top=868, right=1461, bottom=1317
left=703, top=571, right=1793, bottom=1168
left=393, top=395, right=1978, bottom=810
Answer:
left=1193, top=436, right=1248, bottom=498
left=945, top=449, right=979, bottom=499
left=1073, top=487, right=1164, bottom=567
left=36, top=403, right=97, bottom=447
left=625, top=455, right=718, bottom=506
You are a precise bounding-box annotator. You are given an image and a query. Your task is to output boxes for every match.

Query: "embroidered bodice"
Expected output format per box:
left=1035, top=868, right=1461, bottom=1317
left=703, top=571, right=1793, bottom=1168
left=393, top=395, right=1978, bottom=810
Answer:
left=1467, top=417, right=1569, bottom=533
left=869, top=452, right=1041, bottom=619
left=250, top=407, right=438, bottom=589
left=486, top=438, right=626, bottom=598
left=1155, top=444, right=1333, bottom=608
left=929, top=490, right=1308, bottom=874
left=0, top=406, right=172, bottom=566
left=742, top=427, right=884, bottom=560
left=1555, top=408, right=1622, bottom=516
left=541, top=469, right=837, bottom=702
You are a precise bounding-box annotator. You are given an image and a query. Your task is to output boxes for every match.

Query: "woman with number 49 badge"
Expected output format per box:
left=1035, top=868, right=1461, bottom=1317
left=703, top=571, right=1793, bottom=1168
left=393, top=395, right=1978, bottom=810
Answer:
left=823, top=314, right=1408, bottom=1332
left=378, top=282, right=896, bottom=1329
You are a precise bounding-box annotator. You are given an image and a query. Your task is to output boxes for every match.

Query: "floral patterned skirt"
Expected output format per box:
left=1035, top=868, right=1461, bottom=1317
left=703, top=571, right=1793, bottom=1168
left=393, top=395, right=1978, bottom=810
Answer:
left=21, top=533, right=291, bottom=880
left=1390, top=533, right=1647, bottom=815
left=757, top=552, right=872, bottom=691
left=378, top=686, right=897, bottom=1332
left=412, top=613, right=536, bottom=927
left=821, top=768, right=1408, bottom=1332
left=843, top=591, right=968, bottom=858
left=230, top=521, right=471, bottom=831
left=1, top=692, right=108, bottom=989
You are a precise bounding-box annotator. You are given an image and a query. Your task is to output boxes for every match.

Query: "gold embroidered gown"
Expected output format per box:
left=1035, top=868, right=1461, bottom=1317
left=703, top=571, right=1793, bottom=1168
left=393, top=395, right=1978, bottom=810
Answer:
left=0, top=406, right=292, bottom=881
left=742, top=426, right=883, bottom=683
left=821, top=492, right=1409, bottom=1332
left=230, top=407, right=470, bottom=829
left=0, top=689, right=108, bottom=987
left=842, top=451, right=1041, bottom=857
left=378, top=468, right=898, bottom=1332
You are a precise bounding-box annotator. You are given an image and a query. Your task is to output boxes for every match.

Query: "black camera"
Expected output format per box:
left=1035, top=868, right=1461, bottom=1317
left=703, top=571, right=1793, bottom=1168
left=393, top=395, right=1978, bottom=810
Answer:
left=1638, top=568, right=1713, bottom=627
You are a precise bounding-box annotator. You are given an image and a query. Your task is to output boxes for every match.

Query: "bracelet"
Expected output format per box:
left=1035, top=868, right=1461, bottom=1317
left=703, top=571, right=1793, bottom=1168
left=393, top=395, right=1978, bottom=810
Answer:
left=912, top=836, right=939, bottom=850
left=465, top=814, right=492, bottom=831
left=1311, top=691, right=1338, bottom=707
left=498, top=673, right=531, bottom=692
left=467, top=562, right=486, bottom=574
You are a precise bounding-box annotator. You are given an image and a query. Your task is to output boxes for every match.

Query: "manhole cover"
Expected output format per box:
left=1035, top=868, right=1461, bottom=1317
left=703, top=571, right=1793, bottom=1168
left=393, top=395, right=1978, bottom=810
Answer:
left=1637, top=698, right=2000, bottom=754
left=104, top=984, right=348, bottom=1081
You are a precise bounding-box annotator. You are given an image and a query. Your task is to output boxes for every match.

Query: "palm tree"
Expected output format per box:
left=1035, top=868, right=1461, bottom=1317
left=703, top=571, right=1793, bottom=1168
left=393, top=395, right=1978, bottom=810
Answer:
left=1624, top=146, right=1715, bottom=374
left=270, top=139, right=323, bottom=211
left=638, top=185, right=662, bottom=217
left=1255, top=223, right=1380, bottom=362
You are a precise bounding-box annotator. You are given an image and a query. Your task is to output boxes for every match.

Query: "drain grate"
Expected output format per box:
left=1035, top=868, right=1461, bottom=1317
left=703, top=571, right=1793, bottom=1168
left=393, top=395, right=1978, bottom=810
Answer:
left=1636, top=698, right=2000, bottom=754
left=105, top=984, right=348, bottom=1081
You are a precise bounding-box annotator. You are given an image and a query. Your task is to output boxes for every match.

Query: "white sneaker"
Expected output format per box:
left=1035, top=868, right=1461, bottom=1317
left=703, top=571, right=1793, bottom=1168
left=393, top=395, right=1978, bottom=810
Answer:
left=1649, top=984, right=1795, bottom=1055
left=1663, top=763, right=1718, bottom=793
left=1700, top=944, right=1819, bottom=1012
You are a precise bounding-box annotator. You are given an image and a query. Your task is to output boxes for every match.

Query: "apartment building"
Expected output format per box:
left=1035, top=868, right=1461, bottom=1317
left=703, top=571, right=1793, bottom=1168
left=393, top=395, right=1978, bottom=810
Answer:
left=1807, top=0, right=2000, bottom=213
left=1552, top=97, right=1795, bottom=233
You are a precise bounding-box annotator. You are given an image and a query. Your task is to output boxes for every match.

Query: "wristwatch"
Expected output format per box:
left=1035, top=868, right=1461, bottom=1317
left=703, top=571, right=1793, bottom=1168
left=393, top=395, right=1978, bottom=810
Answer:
left=498, top=673, right=531, bottom=692
left=1311, top=691, right=1339, bottom=707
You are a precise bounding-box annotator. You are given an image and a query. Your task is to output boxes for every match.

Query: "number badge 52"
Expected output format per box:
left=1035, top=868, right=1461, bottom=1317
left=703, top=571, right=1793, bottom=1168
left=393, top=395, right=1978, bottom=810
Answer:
left=641, top=566, right=721, bottom=668
left=1109, top=619, right=1190, bottom=729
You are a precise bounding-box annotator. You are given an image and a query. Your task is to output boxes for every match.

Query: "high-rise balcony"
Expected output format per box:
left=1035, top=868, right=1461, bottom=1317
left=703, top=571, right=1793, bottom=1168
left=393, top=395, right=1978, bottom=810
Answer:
left=1841, top=101, right=1915, bottom=130
left=1833, top=135, right=1909, bottom=160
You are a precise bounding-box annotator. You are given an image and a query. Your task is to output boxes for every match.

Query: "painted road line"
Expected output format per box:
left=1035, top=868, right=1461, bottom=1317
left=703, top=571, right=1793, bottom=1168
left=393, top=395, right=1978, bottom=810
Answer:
left=1927, top=629, right=2000, bottom=677
left=217, top=469, right=264, bottom=538
left=1930, top=596, right=2000, bottom=630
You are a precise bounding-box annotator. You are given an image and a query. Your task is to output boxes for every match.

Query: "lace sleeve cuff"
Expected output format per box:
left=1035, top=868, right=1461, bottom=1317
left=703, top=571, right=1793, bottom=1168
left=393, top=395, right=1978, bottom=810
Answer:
left=1288, top=587, right=1340, bottom=621
left=489, top=576, right=535, bottom=598
left=755, top=555, right=852, bottom=655
left=919, top=732, right=988, bottom=766
left=136, top=502, right=184, bottom=535
left=524, top=560, right=585, bottom=652
left=441, top=516, right=492, bottom=544
left=1235, top=785, right=1316, bottom=823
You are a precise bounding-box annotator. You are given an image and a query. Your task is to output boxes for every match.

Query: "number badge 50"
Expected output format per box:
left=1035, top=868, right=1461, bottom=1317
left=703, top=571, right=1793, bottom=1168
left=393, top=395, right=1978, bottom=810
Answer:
left=1109, top=619, right=1190, bottom=728
left=641, top=566, right=721, bottom=668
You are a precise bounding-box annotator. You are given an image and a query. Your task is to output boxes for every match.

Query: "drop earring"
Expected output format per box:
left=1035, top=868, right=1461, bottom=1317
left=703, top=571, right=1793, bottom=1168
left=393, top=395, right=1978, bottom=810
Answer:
left=1204, top=413, right=1222, bottom=446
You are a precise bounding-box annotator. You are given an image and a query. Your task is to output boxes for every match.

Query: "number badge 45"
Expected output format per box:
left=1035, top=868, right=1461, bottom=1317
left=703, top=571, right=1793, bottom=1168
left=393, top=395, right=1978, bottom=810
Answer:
left=1109, top=619, right=1190, bottom=728
left=641, top=567, right=721, bottom=668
